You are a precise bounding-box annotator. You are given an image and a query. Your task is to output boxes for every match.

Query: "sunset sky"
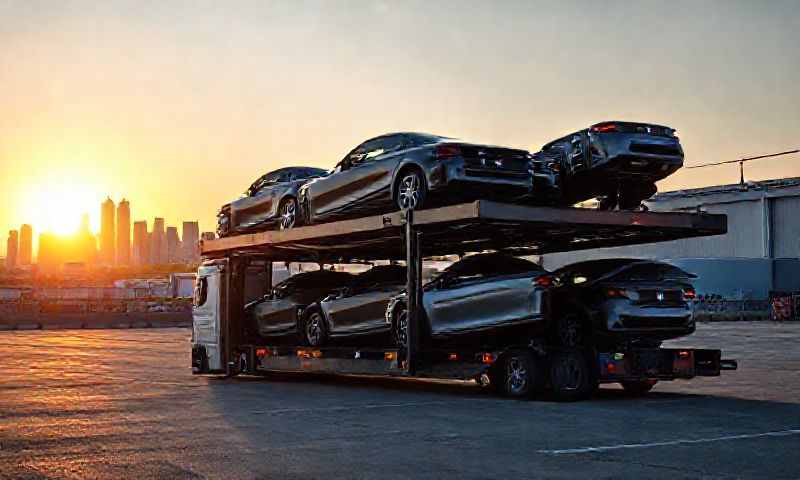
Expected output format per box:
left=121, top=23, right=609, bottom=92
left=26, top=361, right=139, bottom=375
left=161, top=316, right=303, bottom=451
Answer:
left=1, top=0, right=798, bottom=255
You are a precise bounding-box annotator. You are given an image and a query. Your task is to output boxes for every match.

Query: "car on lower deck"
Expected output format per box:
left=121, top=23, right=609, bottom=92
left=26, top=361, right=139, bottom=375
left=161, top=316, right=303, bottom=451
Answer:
left=300, top=264, right=407, bottom=347
left=246, top=269, right=354, bottom=343
left=550, top=258, right=697, bottom=349
left=297, top=132, right=554, bottom=225
left=535, top=121, right=684, bottom=210
left=385, top=253, right=554, bottom=349
left=217, top=166, right=328, bottom=237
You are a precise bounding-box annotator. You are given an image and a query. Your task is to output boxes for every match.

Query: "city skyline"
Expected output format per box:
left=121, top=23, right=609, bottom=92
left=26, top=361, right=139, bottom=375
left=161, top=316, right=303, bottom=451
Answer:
left=1, top=195, right=204, bottom=265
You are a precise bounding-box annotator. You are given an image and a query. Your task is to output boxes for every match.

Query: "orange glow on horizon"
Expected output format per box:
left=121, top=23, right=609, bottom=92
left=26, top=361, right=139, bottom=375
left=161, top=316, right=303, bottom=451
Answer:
left=19, top=175, right=103, bottom=236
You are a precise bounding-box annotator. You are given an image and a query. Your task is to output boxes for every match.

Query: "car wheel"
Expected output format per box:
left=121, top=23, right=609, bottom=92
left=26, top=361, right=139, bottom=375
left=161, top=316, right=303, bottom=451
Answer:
left=392, top=304, right=408, bottom=348
left=492, top=350, right=543, bottom=398
left=621, top=380, right=656, bottom=396
left=278, top=197, right=298, bottom=230
left=395, top=170, right=427, bottom=211
left=549, top=350, right=595, bottom=402
left=302, top=307, right=328, bottom=347
left=217, top=212, right=231, bottom=238
left=552, top=313, right=585, bottom=347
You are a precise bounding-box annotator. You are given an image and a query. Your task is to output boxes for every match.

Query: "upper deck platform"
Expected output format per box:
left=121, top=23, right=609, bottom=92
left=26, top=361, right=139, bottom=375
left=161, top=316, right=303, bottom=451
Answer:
left=200, top=200, right=727, bottom=261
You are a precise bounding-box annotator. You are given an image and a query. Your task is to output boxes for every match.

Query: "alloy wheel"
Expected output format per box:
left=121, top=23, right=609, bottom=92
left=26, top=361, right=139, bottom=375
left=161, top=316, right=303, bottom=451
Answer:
left=397, top=173, right=422, bottom=210
left=505, top=357, right=529, bottom=395
left=306, top=312, right=323, bottom=346
left=394, top=309, right=408, bottom=347
left=280, top=199, right=297, bottom=230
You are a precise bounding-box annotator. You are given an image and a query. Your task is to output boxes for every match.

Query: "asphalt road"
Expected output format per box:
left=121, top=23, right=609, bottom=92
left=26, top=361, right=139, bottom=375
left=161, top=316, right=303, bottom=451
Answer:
left=1, top=323, right=799, bottom=479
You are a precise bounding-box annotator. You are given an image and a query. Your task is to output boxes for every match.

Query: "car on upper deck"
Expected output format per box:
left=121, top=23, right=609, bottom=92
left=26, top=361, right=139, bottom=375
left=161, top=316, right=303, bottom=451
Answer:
left=217, top=166, right=328, bottom=237
left=297, top=132, right=557, bottom=225
left=534, top=121, right=684, bottom=210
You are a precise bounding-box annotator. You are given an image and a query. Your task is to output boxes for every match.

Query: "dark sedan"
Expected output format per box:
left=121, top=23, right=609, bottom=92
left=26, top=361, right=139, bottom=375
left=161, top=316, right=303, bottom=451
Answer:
left=550, top=259, right=697, bottom=350
left=217, top=166, right=328, bottom=237
left=301, top=264, right=407, bottom=347
left=535, top=121, right=684, bottom=210
left=385, top=253, right=553, bottom=349
left=247, top=269, right=354, bottom=342
left=297, top=132, right=546, bottom=225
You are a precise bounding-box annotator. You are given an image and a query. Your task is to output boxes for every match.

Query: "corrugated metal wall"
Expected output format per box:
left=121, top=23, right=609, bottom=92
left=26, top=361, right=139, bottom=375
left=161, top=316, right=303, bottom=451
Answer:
left=772, top=196, right=800, bottom=258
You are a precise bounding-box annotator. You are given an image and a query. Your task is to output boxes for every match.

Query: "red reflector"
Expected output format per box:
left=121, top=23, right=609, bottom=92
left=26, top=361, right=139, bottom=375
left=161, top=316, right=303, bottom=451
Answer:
left=607, top=362, right=616, bottom=374
left=481, top=353, right=495, bottom=364
left=256, top=348, right=268, bottom=357
left=683, top=288, right=696, bottom=300
left=605, top=287, right=629, bottom=299
left=534, top=275, right=554, bottom=288
left=448, top=353, right=459, bottom=361
left=435, top=144, right=461, bottom=159
left=678, top=350, right=690, bottom=359
left=591, top=123, right=618, bottom=133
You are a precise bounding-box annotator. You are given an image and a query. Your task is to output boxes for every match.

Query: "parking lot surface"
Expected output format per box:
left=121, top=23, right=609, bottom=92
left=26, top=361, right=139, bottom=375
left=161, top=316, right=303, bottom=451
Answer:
left=1, top=322, right=799, bottom=479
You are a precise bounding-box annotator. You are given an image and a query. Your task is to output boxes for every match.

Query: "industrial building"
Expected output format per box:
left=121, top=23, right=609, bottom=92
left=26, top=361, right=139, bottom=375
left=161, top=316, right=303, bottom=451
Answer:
left=542, top=177, right=800, bottom=306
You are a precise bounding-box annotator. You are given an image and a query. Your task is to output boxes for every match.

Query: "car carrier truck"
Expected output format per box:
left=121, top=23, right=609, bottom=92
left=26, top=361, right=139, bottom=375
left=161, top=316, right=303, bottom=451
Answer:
left=192, top=200, right=737, bottom=401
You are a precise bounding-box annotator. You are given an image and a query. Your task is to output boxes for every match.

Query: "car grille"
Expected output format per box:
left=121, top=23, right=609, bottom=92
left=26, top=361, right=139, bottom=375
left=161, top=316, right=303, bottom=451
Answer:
left=461, top=147, right=530, bottom=172
left=620, top=316, right=690, bottom=329
left=629, top=143, right=682, bottom=156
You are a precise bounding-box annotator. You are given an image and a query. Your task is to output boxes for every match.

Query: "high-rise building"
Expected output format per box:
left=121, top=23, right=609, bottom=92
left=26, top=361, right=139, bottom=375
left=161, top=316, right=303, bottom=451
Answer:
left=100, top=197, right=116, bottom=265
left=6, top=230, right=18, bottom=269
left=182, top=221, right=200, bottom=262
left=166, top=226, right=180, bottom=263
left=77, top=214, right=97, bottom=265
left=132, top=220, right=149, bottom=266
left=116, top=199, right=131, bottom=265
left=19, top=224, right=32, bottom=265
left=37, top=233, right=58, bottom=273
left=150, top=217, right=166, bottom=264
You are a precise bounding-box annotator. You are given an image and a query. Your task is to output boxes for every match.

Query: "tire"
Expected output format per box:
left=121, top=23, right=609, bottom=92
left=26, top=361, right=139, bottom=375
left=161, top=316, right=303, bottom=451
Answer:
left=394, top=169, right=427, bottom=211
left=301, top=306, right=328, bottom=347
left=391, top=304, right=408, bottom=348
left=621, top=380, right=656, bottom=396
left=549, top=350, right=595, bottom=402
left=278, top=197, right=299, bottom=230
left=217, top=211, right=231, bottom=238
left=492, top=350, right=544, bottom=398
left=551, top=312, right=586, bottom=348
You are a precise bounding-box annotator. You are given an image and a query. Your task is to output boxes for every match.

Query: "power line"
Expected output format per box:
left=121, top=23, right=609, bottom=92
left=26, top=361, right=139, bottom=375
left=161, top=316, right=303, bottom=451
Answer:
left=684, top=149, right=799, bottom=185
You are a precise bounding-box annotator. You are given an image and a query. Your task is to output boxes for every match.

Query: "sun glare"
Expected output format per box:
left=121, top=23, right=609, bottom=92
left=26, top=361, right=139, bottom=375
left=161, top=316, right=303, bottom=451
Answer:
left=20, top=181, right=101, bottom=235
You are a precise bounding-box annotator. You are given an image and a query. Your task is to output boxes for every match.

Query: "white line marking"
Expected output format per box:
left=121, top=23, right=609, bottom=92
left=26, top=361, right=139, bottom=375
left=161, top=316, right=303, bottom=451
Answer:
left=539, top=429, right=800, bottom=455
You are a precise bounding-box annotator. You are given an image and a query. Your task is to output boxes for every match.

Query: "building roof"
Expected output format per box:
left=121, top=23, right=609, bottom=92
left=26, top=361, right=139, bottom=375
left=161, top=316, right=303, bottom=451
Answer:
left=648, top=177, right=800, bottom=209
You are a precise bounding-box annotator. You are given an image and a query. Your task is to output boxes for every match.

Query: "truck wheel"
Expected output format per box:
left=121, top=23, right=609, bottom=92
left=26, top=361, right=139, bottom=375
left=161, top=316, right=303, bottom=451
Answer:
left=551, top=313, right=586, bottom=347
left=549, top=350, right=595, bottom=402
left=302, top=307, right=328, bottom=347
left=621, top=380, right=656, bottom=396
left=492, top=350, right=543, bottom=398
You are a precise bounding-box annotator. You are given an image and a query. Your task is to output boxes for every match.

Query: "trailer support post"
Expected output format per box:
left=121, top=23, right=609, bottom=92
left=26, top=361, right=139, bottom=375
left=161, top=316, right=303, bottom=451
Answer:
left=405, top=209, right=421, bottom=375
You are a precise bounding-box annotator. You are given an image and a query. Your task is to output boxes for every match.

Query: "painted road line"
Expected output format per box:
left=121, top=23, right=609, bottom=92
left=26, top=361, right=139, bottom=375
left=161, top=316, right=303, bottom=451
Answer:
left=539, top=428, right=800, bottom=455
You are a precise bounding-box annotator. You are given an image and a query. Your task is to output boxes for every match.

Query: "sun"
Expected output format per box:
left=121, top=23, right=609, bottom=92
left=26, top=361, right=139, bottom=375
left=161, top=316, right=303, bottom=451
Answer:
left=20, top=180, right=101, bottom=235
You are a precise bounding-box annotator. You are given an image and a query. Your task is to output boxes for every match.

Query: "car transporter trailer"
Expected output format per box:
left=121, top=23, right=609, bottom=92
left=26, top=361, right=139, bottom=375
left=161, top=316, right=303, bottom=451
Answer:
left=193, top=200, right=737, bottom=401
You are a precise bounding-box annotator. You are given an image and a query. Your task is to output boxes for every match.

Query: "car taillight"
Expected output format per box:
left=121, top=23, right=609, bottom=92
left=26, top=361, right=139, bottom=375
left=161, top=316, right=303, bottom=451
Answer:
left=683, top=288, right=696, bottom=300
left=534, top=275, right=555, bottom=288
left=605, top=287, right=629, bottom=299
left=435, top=144, right=461, bottom=159
left=590, top=122, right=618, bottom=133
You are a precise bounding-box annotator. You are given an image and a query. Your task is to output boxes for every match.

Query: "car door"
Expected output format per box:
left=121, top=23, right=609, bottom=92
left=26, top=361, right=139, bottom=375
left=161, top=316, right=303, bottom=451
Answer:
left=324, top=283, right=402, bottom=335
left=423, top=260, right=542, bottom=336
left=309, top=135, right=406, bottom=218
